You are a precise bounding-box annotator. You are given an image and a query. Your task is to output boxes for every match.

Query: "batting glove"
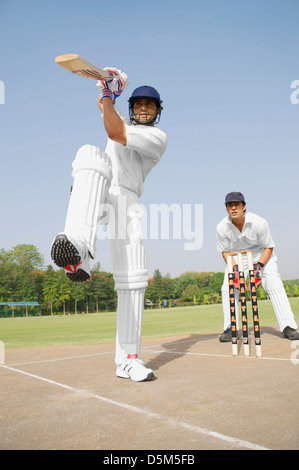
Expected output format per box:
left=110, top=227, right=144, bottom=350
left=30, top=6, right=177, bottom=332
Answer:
left=96, top=67, right=129, bottom=100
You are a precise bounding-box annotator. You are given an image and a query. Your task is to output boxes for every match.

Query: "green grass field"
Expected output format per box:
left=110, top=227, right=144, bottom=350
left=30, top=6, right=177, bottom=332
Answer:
left=1, top=298, right=299, bottom=349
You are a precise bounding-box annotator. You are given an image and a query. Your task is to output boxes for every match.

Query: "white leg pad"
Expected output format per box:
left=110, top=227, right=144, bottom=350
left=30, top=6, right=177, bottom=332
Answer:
left=261, top=261, right=298, bottom=331
left=114, top=243, right=148, bottom=365
left=64, top=144, right=112, bottom=257
left=266, top=286, right=298, bottom=331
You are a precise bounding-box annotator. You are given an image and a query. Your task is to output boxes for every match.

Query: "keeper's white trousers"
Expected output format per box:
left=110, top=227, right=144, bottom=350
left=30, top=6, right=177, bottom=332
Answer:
left=64, top=145, right=148, bottom=366
left=221, top=251, right=298, bottom=332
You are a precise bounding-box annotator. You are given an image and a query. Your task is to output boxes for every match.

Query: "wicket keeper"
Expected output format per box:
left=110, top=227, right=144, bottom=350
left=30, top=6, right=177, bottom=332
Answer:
left=216, top=192, right=299, bottom=342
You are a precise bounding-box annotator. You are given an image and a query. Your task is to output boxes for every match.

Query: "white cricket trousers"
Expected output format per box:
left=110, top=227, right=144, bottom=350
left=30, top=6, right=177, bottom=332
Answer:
left=221, top=251, right=298, bottom=332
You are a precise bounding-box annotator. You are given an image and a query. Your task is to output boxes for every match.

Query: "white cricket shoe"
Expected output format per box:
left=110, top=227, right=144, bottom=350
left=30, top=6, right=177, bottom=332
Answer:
left=116, top=354, right=155, bottom=382
left=51, top=233, right=91, bottom=282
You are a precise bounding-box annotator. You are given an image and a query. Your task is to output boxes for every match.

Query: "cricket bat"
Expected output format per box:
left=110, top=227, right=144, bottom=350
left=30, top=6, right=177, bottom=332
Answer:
left=55, top=54, right=119, bottom=80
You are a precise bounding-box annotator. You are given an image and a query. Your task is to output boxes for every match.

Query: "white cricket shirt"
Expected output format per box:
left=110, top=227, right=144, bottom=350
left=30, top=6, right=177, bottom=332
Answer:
left=105, top=107, right=167, bottom=197
left=216, top=212, right=275, bottom=253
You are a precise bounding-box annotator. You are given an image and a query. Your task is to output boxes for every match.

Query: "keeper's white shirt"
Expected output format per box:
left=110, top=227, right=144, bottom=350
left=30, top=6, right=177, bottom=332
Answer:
left=216, top=212, right=275, bottom=254
left=104, top=107, right=167, bottom=197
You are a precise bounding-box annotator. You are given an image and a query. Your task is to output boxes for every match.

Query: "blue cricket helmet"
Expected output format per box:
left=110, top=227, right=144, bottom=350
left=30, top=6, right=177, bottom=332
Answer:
left=128, top=85, right=163, bottom=107
left=128, top=85, right=163, bottom=124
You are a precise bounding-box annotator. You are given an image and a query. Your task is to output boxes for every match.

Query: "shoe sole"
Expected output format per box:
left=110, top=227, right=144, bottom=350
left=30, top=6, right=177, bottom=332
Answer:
left=219, top=336, right=232, bottom=343
left=66, top=269, right=90, bottom=282
left=141, top=372, right=155, bottom=382
left=51, top=234, right=90, bottom=282
left=283, top=334, right=299, bottom=340
left=116, top=371, right=155, bottom=382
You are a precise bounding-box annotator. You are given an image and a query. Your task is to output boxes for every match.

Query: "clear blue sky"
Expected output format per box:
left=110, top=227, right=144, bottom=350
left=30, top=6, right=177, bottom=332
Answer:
left=1, top=0, right=299, bottom=279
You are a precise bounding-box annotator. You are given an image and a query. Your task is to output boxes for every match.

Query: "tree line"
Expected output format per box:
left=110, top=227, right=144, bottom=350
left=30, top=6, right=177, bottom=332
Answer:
left=0, top=244, right=298, bottom=316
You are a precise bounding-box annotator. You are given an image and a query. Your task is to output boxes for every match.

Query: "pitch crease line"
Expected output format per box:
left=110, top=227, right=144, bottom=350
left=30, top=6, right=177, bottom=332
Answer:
left=145, top=349, right=294, bottom=361
left=6, top=351, right=115, bottom=367
left=0, top=364, right=269, bottom=451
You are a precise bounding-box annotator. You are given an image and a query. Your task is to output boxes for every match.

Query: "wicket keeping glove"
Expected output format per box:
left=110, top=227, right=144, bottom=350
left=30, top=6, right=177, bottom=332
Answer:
left=232, top=264, right=240, bottom=290
left=96, top=67, right=129, bottom=101
left=253, top=262, right=264, bottom=288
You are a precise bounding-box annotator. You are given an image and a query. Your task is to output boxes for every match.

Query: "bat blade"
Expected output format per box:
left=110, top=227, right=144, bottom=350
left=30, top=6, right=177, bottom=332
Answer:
left=55, top=54, right=117, bottom=80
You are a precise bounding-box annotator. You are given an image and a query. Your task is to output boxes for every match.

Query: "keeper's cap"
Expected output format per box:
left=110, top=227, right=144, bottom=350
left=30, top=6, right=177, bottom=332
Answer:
left=224, top=192, right=246, bottom=205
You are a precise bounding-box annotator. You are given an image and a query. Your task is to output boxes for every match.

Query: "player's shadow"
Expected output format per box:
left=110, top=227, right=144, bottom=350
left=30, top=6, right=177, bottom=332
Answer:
left=144, top=333, right=218, bottom=372
left=261, top=326, right=282, bottom=338
left=246, top=325, right=281, bottom=338
left=144, top=327, right=282, bottom=372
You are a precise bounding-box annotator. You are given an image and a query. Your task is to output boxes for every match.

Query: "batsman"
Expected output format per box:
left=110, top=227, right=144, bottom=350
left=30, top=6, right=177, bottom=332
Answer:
left=51, top=70, right=167, bottom=381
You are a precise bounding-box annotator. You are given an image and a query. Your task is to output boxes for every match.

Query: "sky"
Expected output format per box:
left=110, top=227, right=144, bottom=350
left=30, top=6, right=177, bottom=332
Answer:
left=0, top=0, right=299, bottom=280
